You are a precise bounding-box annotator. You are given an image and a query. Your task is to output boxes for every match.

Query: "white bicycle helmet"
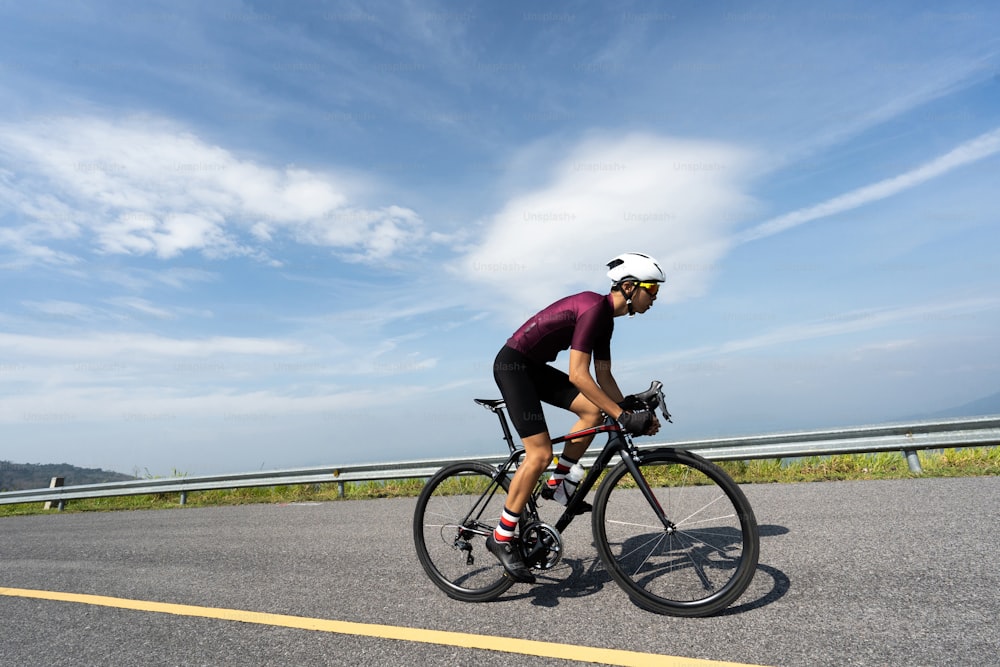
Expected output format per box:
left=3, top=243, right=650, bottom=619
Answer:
left=606, top=252, right=665, bottom=284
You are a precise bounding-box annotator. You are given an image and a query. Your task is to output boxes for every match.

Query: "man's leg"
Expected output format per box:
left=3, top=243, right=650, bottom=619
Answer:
left=557, top=392, right=604, bottom=463
left=546, top=393, right=603, bottom=504
left=503, top=431, right=552, bottom=515
left=486, top=431, right=551, bottom=583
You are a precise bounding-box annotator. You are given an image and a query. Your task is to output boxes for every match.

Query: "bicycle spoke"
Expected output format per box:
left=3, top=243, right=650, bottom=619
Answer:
left=593, top=449, right=759, bottom=616
left=413, top=462, right=514, bottom=602
left=618, top=530, right=670, bottom=564
left=628, top=532, right=669, bottom=578
left=674, top=528, right=743, bottom=556
left=605, top=518, right=666, bottom=531
left=674, top=492, right=732, bottom=527
left=421, top=509, right=461, bottom=524
left=674, top=514, right=739, bottom=528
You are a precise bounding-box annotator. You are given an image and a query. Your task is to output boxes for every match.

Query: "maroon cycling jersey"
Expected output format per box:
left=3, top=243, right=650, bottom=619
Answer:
left=506, top=291, right=615, bottom=363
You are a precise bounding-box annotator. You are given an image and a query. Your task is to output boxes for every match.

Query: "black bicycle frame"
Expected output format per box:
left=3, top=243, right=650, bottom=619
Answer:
left=478, top=402, right=673, bottom=535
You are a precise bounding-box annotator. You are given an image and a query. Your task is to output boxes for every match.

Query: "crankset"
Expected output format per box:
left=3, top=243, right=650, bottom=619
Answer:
left=519, top=521, right=563, bottom=570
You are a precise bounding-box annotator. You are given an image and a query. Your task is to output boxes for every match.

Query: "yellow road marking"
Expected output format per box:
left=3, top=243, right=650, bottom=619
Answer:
left=1, top=587, right=765, bottom=667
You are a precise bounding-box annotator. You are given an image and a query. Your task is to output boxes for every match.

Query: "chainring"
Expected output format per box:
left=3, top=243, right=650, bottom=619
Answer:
left=519, top=521, right=563, bottom=570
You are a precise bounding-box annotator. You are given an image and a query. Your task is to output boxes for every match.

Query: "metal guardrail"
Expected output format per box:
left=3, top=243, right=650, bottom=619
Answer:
left=2, top=415, right=998, bottom=510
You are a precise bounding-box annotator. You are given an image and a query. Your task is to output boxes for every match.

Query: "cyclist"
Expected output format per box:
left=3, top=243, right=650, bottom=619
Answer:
left=486, top=252, right=664, bottom=583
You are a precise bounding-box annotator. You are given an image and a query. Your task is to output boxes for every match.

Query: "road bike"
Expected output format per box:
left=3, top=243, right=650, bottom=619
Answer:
left=412, top=381, right=759, bottom=617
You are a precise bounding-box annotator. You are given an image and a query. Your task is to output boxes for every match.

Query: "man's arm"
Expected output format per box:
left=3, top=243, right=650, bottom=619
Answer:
left=594, top=358, right=625, bottom=404
left=575, top=353, right=661, bottom=436
left=568, top=349, right=623, bottom=419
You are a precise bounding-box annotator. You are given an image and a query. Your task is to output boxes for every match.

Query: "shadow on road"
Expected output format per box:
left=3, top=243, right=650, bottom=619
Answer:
left=718, top=523, right=791, bottom=615
left=503, top=523, right=792, bottom=616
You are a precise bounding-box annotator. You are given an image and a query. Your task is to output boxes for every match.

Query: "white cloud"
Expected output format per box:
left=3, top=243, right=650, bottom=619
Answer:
left=0, top=385, right=367, bottom=424
left=739, top=127, right=1000, bottom=243
left=21, top=300, right=95, bottom=320
left=95, top=266, right=218, bottom=292
left=19, top=297, right=189, bottom=324
left=283, top=204, right=425, bottom=262
left=0, top=331, right=304, bottom=359
left=0, top=115, right=427, bottom=264
left=105, top=297, right=176, bottom=320
left=655, top=297, right=1000, bottom=362
left=457, top=132, right=757, bottom=313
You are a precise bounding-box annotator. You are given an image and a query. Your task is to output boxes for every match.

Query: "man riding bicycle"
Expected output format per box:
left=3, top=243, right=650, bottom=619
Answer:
left=487, top=252, right=664, bottom=582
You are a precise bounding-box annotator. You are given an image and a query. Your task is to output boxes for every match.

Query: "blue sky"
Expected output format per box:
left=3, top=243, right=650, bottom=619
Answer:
left=1, top=1, right=998, bottom=476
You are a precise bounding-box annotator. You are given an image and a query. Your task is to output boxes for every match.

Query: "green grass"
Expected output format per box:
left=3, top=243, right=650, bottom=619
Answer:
left=1, top=447, right=997, bottom=518
left=717, top=446, right=1000, bottom=483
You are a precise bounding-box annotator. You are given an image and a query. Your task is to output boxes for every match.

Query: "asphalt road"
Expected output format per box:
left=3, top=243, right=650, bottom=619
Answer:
left=2, top=476, right=997, bottom=666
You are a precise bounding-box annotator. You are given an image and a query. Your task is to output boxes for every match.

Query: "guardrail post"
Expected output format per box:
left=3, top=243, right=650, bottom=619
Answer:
left=43, top=477, right=65, bottom=511
left=903, top=450, right=922, bottom=474
left=179, top=491, right=187, bottom=506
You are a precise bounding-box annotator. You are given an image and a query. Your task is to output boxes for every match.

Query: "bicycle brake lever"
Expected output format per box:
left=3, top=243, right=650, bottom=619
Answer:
left=653, top=383, right=672, bottom=423
left=630, top=381, right=672, bottom=422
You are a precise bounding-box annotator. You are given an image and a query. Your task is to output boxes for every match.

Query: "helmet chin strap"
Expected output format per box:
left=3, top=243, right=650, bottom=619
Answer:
left=615, top=282, right=636, bottom=317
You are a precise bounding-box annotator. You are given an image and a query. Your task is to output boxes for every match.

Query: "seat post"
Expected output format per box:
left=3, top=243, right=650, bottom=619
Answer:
left=475, top=398, right=520, bottom=453
left=494, top=406, right=518, bottom=453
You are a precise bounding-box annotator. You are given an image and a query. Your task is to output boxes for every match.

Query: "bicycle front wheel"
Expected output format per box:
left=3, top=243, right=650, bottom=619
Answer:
left=413, top=461, right=514, bottom=602
left=592, top=448, right=759, bottom=616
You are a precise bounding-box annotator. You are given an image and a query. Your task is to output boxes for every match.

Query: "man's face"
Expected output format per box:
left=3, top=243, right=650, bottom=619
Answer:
left=630, top=281, right=658, bottom=314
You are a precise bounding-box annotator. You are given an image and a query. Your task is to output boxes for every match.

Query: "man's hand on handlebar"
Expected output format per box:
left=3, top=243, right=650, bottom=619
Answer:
left=646, top=413, right=661, bottom=436
left=617, top=410, right=660, bottom=436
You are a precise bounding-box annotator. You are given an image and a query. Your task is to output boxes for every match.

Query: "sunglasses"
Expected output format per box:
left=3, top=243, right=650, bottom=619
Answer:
left=636, top=281, right=660, bottom=296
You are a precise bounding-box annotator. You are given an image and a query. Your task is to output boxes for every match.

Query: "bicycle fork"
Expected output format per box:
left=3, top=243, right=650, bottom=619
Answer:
left=618, top=447, right=677, bottom=534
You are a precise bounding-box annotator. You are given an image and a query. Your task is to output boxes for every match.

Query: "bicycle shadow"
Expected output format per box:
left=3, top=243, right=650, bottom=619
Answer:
left=718, top=523, right=790, bottom=615
left=504, top=523, right=791, bottom=615
left=521, top=556, right=616, bottom=608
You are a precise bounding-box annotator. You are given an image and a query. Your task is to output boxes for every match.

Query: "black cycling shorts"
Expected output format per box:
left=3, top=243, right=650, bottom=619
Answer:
left=493, top=345, right=580, bottom=439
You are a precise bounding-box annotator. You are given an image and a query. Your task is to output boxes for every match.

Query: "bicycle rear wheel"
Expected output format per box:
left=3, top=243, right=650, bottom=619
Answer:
left=413, top=461, right=514, bottom=602
left=592, top=448, right=759, bottom=616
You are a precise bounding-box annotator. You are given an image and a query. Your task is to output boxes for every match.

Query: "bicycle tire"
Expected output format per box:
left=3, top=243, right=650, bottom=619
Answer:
left=413, top=461, right=515, bottom=602
left=592, top=448, right=759, bottom=616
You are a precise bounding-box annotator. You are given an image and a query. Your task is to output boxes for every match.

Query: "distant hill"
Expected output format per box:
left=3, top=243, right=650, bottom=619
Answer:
left=937, top=391, right=1000, bottom=417
left=919, top=391, right=1000, bottom=420
left=0, top=461, right=136, bottom=492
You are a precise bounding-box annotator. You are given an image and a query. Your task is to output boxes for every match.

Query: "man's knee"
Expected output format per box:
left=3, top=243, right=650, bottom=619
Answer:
left=574, top=403, right=603, bottom=427
left=521, top=437, right=553, bottom=471
left=568, top=393, right=603, bottom=425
